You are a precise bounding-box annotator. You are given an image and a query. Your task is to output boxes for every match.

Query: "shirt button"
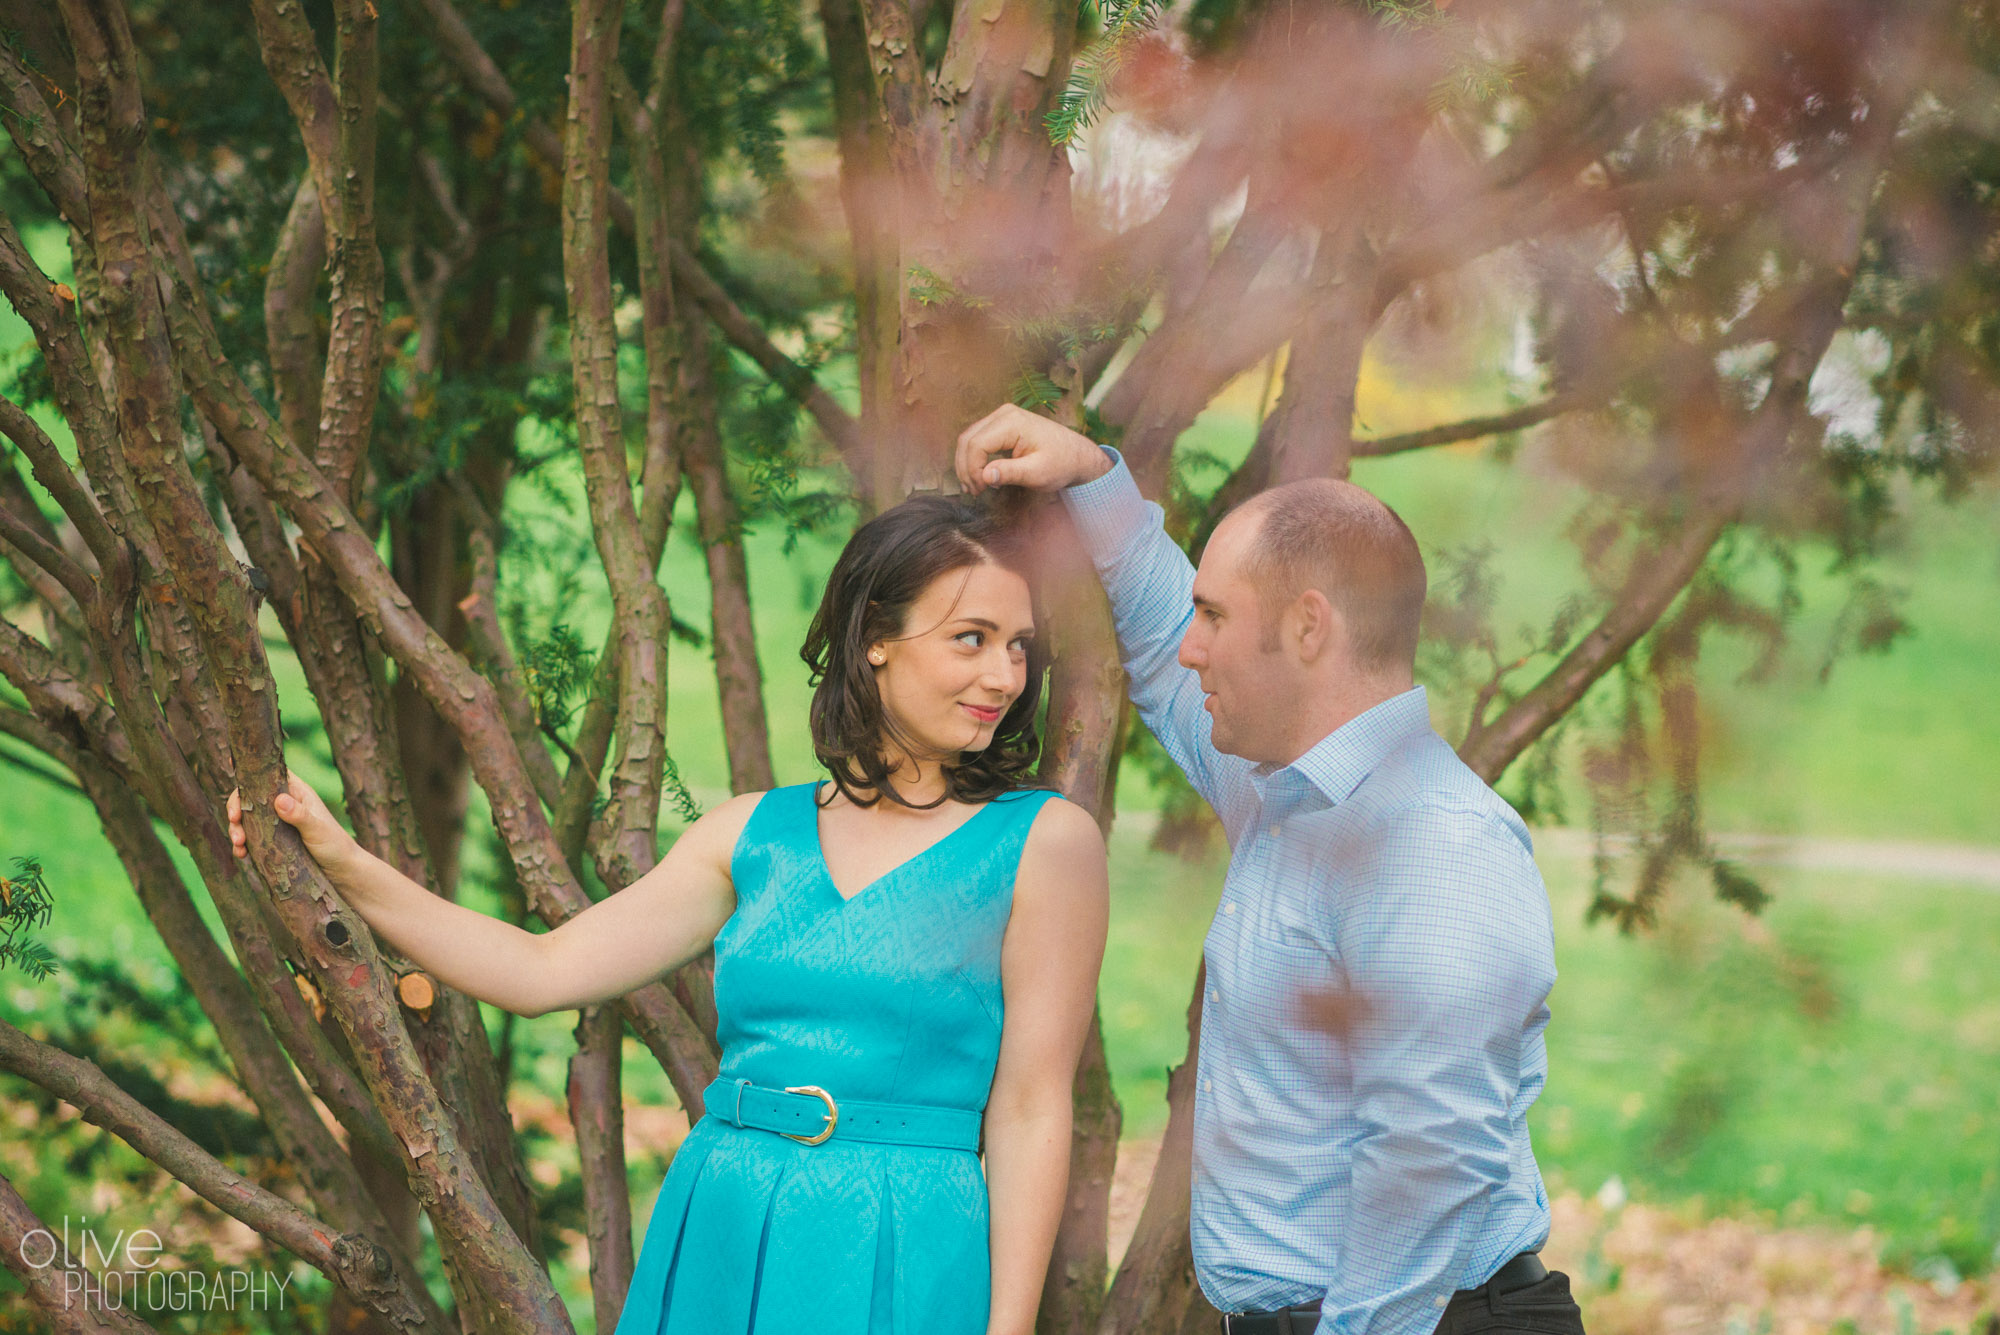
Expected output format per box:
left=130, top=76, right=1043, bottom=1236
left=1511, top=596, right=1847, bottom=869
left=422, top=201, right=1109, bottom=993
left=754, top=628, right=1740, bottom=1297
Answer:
left=1207, top=989, right=1219, bottom=1004
left=1203, top=1079, right=1213, bottom=1093
left=1222, top=902, right=1236, bottom=916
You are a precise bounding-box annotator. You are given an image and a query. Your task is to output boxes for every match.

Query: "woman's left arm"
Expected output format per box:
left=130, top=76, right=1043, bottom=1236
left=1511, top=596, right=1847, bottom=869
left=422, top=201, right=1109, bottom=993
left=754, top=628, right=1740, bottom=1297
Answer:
left=984, top=798, right=1110, bottom=1335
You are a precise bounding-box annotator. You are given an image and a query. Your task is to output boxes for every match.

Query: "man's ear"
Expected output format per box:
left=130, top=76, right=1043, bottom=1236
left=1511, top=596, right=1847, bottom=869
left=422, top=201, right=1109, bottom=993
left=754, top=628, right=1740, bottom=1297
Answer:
left=1292, top=588, right=1338, bottom=663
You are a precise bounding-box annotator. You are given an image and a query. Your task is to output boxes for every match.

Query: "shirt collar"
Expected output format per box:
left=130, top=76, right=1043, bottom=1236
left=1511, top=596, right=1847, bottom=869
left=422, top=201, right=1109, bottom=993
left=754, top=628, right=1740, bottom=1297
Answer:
left=1253, top=685, right=1434, bottom=811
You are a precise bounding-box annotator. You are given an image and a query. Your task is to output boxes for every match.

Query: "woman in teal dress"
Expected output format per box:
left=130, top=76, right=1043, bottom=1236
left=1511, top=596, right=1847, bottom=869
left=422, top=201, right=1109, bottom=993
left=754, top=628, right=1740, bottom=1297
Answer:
left=229, top=496, right=1111, bottom=1335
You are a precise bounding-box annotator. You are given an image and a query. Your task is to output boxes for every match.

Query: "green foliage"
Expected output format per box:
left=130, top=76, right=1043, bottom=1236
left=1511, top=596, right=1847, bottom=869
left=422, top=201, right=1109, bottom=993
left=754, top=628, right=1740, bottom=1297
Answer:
left=665, top=0, right=818, bottom=184
left=1359, top=0, right=1447, bottom=30
left=1008, top=369, right=1065, bottom=412
left=1818, top=575, right=1913, bottom=682
left=1047, top=0, right=1167, bottom=148
left=522, top=624, right=595, bottom=733
left=906, top=264, right=990, bottom=310
left=661, top=751, right=703, bottom=825
left=0, top=856, right=58, bottom=979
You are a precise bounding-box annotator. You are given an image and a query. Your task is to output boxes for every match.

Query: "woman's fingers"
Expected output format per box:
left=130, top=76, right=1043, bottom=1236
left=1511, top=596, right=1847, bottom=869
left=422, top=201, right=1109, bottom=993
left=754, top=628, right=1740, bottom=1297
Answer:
left=230, top=776, right=338, bottom=864
left=226, top=787, right=247, bottom=859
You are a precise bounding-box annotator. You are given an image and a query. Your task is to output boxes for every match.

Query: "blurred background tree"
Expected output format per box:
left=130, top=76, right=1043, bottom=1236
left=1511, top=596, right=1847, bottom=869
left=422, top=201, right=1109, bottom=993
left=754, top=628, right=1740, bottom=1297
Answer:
left=1, top=0, right=1994, bottom=1331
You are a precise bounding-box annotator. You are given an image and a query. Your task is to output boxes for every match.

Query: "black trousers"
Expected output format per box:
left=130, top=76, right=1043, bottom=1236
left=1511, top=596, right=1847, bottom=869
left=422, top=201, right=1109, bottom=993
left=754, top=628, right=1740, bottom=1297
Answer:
left=1431, top=1266, right=1586, bottom=1335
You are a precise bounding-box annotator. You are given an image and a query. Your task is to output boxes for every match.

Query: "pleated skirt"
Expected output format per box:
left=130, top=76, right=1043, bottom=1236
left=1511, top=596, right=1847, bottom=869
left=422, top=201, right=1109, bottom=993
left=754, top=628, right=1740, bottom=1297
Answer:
left=612, top=1117, right=991, bottom=1335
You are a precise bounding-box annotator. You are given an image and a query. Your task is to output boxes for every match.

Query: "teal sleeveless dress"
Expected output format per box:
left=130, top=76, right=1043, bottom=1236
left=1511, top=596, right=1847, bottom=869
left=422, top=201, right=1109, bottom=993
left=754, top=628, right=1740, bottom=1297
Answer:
left=612, top=780, right=1061, bottom=1335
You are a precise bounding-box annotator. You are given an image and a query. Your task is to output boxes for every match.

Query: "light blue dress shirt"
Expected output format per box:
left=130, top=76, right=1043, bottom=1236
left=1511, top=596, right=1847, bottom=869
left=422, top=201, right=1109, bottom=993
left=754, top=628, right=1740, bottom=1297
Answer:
left=1063, top=450, right=1557, bottom=1335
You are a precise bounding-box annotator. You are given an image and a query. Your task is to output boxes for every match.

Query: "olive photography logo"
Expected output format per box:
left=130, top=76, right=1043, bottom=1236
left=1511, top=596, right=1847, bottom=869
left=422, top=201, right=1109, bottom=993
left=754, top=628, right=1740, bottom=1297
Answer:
left=16, top=1214, right=295, bottom=1313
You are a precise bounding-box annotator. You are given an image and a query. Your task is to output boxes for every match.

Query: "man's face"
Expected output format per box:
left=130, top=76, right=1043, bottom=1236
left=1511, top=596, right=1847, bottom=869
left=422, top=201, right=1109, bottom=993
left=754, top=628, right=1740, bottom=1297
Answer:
left=1179, top=507, right=1295, bottom=764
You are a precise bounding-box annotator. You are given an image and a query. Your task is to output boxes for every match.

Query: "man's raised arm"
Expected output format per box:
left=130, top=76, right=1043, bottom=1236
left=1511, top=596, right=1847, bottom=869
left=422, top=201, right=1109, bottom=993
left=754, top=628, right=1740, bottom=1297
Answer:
left=957, top=405, right=1256, bottom=835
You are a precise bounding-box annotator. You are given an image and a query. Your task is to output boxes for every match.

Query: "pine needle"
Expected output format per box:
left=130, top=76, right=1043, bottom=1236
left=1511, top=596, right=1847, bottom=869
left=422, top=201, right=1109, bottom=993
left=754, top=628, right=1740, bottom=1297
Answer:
left=1045, top=0, right=1168, bottom=149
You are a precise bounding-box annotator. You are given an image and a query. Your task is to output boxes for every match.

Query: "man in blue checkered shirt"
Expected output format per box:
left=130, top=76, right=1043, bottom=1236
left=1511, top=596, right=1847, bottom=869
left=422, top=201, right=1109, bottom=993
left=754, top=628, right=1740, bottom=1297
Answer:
left=958, top=406, right=1586, bottom=1335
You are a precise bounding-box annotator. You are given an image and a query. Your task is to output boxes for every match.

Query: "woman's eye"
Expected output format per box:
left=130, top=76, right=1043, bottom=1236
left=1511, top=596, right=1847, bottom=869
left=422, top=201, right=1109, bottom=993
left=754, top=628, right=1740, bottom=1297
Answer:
left=956, top=631, right=983, bottom=648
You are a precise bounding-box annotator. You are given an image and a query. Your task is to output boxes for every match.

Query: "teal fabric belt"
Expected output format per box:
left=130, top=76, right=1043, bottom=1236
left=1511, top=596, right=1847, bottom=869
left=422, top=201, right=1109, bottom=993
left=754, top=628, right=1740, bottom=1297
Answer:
left=703, top=1078, right=983, bottom=1152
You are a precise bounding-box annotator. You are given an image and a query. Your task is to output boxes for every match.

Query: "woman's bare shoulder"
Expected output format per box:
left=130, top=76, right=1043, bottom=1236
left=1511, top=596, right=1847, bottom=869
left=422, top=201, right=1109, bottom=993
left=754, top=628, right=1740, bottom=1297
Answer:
left=1019, top=793, right=1107, bottom=868
left=671, top=789, right=769, bottom=861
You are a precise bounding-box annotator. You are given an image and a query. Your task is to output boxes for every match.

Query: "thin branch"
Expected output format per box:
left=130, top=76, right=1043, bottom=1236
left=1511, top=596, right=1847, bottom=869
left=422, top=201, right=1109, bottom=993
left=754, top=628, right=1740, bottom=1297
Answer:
left=0, top=485, right=97, bottom=607
left=0, top=34, right=88, bottom=222
left=0, top=614, right=137, bottom=779
left=1098, top=184, right=1300, bottom=493
left=566, top=1005, right=634, bottom=1332
left=1102, top=968, right=1206, bottom=1330
left=450, top=472, right=563, bottom=812
left=1264, top=218, right=1378, bottom=484
left=0, top=348, right=120, bottom=579
left=262, top=175, right=326, bottom=459
left=0, top=737, right=85, bottom=794
left=0, top=1019, right=438, bottom=1332
left=562, top=0, right=675, bottom=888
left=1352, top=390, right=1595, bottom=457
left=669, top=251, right=864, bottom=458
left=0, top=1169, right=161, bottom=1335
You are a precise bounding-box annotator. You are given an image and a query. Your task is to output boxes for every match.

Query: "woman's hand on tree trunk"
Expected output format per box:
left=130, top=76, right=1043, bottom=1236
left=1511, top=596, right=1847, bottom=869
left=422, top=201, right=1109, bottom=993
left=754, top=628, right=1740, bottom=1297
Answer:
left=227, top=774, right=361, bottom=879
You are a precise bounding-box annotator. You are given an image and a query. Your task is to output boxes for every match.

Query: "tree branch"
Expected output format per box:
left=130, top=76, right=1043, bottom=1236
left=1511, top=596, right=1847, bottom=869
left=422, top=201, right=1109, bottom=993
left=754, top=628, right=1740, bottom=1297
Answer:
left=1353, top=391, right=1595, bottom=457
left=1031, top=502, right=1125, bottom=1335
left=1102, top=967, right=1207, bottom=1332
left=0, top=1168, right=161, bottom=1335
left=566, top=1004, right=634, bottom=1333
left=0, top=1019, right=442, bottom=1332
left=1097, top=192, right=1300, bottom=494
left=1264, top=219, right=1377, bottom=485
left=0, top=34, right=88, bottom=223
left=0, top=730, right=86, bottom=795
left=0, top=393, right=118, bottom=573
left=562, top=0, right=675, bottom=887
left=62, top=742, right=440, bottom=1317
left=0, top=482, right=96, bottom=608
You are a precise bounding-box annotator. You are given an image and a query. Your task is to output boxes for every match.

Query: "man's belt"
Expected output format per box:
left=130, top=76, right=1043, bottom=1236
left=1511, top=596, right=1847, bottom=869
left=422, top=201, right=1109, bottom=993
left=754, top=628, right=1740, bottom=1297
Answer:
left=702, top=1077, right=983, bottom=1152
left=1218, top=1252, right=1549, bottom=1334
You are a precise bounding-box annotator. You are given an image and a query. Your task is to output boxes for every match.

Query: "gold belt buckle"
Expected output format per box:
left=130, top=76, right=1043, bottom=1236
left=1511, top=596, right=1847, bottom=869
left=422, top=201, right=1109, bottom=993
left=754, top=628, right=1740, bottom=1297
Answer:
left=781, top=1085, right=839, bottom=1145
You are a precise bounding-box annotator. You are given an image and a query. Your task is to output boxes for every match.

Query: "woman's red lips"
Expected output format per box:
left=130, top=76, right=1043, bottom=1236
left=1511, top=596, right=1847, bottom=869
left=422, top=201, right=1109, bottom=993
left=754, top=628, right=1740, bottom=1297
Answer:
left=962, top=702, right=1004, bottom=724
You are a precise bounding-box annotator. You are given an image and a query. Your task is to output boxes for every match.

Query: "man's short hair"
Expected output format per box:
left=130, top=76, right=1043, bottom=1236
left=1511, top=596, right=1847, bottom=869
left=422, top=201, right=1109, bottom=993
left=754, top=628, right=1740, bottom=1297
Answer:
left=1237, top=478, right=1427, bottom=671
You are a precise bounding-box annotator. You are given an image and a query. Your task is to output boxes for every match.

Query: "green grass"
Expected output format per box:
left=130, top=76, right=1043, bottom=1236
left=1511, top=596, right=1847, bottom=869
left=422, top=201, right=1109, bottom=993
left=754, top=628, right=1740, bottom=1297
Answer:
left=1528, top=848, right=2000, bottom=1281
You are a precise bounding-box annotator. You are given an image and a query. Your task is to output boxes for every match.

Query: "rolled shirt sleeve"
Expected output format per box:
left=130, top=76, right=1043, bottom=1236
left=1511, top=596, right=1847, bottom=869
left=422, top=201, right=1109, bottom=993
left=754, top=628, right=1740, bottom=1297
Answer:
left=1316, top=805, right=1558, bottom=1335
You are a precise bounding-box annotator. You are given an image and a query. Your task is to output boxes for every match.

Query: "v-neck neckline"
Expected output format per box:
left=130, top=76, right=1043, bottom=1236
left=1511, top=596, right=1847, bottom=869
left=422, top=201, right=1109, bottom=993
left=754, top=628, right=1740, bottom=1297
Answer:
left=808, top=782, right=999, bottom=906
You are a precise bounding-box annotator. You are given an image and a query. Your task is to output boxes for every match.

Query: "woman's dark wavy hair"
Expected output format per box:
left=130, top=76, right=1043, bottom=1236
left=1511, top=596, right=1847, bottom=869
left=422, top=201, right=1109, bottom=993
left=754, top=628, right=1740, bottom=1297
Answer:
left=801, top=494, right=1047, bottom=810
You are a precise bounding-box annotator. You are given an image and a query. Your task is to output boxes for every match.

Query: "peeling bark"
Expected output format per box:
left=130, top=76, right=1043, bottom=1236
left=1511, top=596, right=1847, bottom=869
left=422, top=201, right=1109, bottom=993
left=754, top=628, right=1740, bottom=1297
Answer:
left=568, top=1004, right=635, bottom=1332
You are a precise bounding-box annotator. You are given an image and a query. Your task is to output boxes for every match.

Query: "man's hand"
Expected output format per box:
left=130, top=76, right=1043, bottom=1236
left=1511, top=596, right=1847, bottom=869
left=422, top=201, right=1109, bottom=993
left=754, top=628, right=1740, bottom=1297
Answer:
left=955, top=404, right=1113, bottom=495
